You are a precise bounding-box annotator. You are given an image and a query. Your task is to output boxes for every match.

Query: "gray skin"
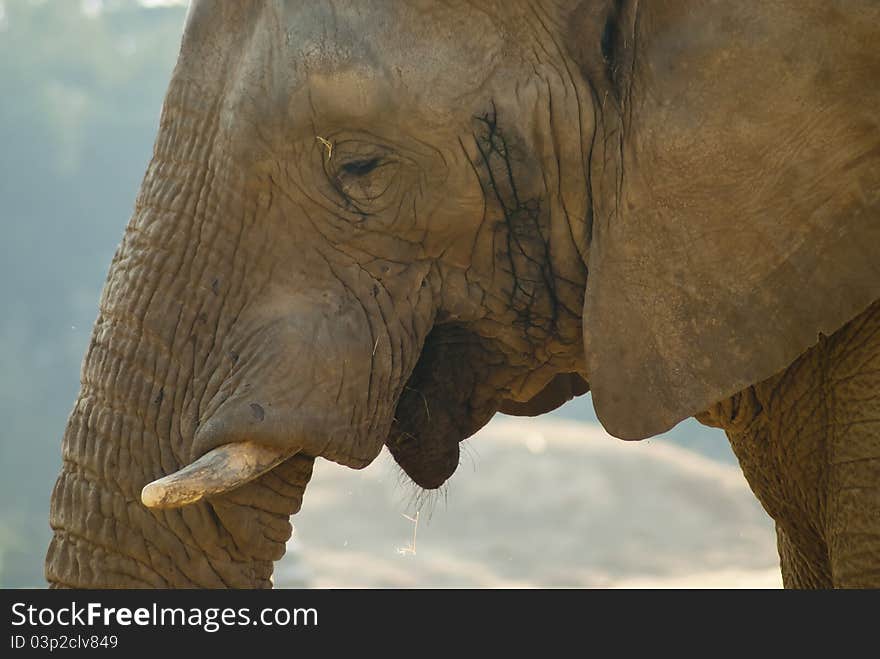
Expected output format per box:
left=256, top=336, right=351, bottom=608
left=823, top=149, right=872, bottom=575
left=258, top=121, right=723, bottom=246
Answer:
left=46, top=0, right=880, bottom=588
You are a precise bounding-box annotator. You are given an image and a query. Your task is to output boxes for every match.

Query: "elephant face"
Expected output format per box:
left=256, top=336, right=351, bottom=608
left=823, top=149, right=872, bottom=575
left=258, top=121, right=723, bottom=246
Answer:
left=160, top=1, right=592, bottom=482
left=47, top=0, right=880, bottom=587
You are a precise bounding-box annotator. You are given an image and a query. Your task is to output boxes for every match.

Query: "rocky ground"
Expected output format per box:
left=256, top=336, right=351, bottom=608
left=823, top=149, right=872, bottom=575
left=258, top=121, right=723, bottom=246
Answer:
left=276, top=417, right=781, bottom=588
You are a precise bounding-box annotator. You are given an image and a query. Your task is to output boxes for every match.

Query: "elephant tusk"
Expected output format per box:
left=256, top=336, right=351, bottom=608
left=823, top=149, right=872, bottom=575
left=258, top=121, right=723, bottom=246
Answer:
left=141, top=441, right=295, bottom=509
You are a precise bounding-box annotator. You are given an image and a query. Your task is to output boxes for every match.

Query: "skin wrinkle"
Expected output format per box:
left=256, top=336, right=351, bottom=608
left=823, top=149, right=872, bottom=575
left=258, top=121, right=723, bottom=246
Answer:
left=474, top=111, right=556, bottom=320
left=202, top=506, right=260, bottom=574
left=198, top=211, right=277, bottom=413
left=457, top=136, right=494, bottom=283
left=52, top=470, right=239, bottom=587
left=141, top=105, right=219, bottom=320
left=50, top=531, right=165, bottom=588
left=191, top=197, right=255, bottom=416
left=80, top=359, right=145, bottom=481
left=134, top=141, right=231, bottom=471
left=474, top=115, right=529, bottom=311
left=310, top=252, right=384, bottom=418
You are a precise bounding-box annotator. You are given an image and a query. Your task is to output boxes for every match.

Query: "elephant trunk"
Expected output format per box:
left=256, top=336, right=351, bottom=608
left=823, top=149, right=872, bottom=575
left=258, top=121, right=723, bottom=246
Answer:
left=46, top=82, right=406, bottom=586
left=45, top=151, right=312, bottom=586
left=45, top=314, right=317, bottom=587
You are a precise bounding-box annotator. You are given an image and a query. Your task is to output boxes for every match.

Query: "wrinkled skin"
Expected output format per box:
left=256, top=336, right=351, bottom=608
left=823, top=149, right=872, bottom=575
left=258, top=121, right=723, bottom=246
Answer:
left=699, top=300, right=880, bottom=587
left=46, top=0, right=880, bottom=588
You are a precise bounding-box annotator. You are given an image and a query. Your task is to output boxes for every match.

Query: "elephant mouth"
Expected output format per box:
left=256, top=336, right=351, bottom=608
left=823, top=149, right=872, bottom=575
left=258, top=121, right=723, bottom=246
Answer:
left=385, top=323, right=501, bottom=489
left=140, top=319, right=496, bottom=510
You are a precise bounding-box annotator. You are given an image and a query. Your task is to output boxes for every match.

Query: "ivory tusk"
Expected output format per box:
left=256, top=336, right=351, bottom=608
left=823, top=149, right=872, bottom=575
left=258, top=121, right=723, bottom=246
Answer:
left=141, top=441, right=295, bottom=509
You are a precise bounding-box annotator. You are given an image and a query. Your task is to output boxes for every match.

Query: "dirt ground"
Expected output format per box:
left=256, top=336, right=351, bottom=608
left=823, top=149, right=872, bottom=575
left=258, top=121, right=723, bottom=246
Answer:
left=277, top=417, right=781, bottom=588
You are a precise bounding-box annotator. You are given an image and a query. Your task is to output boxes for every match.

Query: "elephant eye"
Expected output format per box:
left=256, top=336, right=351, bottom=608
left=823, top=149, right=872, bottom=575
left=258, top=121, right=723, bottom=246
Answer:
left=332, top=154, right=399, bottom=209
left=340, top=157, right=382, bottom=177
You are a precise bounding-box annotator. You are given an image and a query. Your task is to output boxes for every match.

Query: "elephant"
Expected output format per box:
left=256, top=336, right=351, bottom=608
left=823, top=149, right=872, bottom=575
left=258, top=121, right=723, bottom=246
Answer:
left=45, top=0, right=879, bottom=589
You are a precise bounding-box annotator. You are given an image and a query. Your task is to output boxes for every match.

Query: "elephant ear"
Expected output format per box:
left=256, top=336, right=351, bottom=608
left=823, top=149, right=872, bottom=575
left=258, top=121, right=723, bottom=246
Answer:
left=577, top=0, right=880, bottom=439
left=499, top=373, right=589, bottom=417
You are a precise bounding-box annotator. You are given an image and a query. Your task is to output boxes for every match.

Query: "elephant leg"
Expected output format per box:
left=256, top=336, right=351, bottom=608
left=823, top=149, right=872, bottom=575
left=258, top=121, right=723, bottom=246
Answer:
left=699, top=300, right=880, bottom=588
left=776, top=523, right=832, bottom=589
left=827, top=452, right=880, bottom=587
left=822, top=305, right=880, bottom=587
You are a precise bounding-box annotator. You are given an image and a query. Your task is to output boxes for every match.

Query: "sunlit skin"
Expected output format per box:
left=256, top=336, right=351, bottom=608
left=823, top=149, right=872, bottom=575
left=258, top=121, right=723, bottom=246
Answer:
left=46, top=1, right=880, bottom=588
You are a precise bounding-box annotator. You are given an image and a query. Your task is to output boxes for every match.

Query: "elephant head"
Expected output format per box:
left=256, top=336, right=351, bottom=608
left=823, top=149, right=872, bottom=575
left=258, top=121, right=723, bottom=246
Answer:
left=46, top=0, right=880, bottom=587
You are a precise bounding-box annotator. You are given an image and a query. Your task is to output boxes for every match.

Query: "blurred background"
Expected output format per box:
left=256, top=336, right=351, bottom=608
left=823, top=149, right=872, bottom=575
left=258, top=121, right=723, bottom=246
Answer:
left=0, top=0, right=778, bottom=587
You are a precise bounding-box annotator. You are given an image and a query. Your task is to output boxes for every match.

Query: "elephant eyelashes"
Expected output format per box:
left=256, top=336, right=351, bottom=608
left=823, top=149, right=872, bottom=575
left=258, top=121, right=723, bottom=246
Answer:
left=332, top=154, right=399, bottom=210
left=340, top=157, right=382, bottom=176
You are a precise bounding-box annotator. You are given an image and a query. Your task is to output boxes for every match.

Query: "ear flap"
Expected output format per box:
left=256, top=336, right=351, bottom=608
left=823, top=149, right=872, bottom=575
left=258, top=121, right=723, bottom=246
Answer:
left=580, top=0, right=880, bottom=439
left=499, top=373, right=589, bottom=417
